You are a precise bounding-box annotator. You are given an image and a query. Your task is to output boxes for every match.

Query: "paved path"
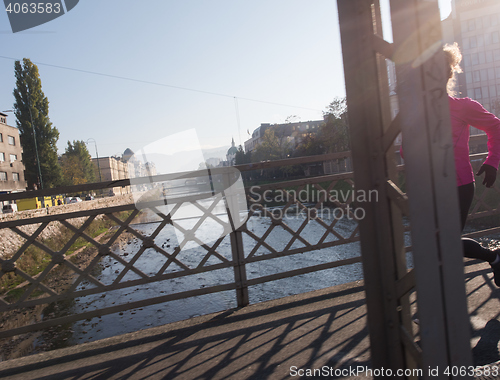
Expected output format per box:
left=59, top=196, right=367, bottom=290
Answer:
left=0, top=259, right=499, bottom=379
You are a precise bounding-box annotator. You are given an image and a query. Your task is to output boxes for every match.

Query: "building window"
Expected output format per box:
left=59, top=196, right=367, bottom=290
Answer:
left=463, top=37, right=470, bottom=49
left=481, top=69, right=488, bottom=81
left=489, top=68, right=496, bottom=80
left=479, top=51, right=486, bottom=64
left=0, top=117, right=5, bottom=124
left=473, top=70, right=481, bottom=82
left=483, top=15, right=490, bottom=28
left=494, top=49, right=500, bottom=61
left=464, top=54, right=471, bottom=66
left=0, top=172, right=6, bottom=181
left=486, top=50, right=493, bottom=63
left=482, top=86, right=490, bottom=99
left=12, top=173, right=19, bottom=182
left=0, top=133, right=2, bottom=142
left=7, top=136, right=15, bottom=145
left=497, top=67, right=500, bottom=79
left=491, top=85, right=497, bottom=98
left=0, top=152, right=4, bottom=162
left=9, top=154, right=17, bottom=162
left=461, top=20, right=469, bottom=33
left=475, top=88, right=482, bottom=99
left=470, top=36, right=477, bottom=48
left=476, top=16, right=483, bottom=29
left=471, top=53, right=479, bottom=65
left=469, top=19, right=476, bottom=31
left=493, top=31, right=500, bottom=44
left=492, top=14, right=499, bottom=27
left=484, top=33, right=491, bottom=46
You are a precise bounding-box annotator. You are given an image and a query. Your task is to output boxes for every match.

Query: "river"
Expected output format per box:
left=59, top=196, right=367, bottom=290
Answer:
left=30, top=209, right=370, bottom=352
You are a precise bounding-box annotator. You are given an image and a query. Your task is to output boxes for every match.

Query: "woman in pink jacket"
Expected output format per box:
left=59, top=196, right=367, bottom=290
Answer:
left=444, top=43, right=500, bottom=285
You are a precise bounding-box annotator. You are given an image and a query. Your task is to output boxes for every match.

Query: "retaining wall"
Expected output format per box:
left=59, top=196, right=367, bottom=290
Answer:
left=0, top=195, right=134, bottom=259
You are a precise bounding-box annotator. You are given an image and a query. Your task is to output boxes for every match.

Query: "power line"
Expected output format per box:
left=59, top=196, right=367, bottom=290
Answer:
left=0, top=55, right=324, bottom=112
left=234, top=97, right=242, bottom=147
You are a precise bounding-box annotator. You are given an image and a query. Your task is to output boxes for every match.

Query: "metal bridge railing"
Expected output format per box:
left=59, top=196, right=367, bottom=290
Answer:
left=0, top=149, right=498, bottom=342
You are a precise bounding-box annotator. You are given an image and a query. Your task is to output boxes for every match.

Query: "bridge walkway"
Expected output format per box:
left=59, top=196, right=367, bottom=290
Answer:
left=0, top=260, right=499, bottom=379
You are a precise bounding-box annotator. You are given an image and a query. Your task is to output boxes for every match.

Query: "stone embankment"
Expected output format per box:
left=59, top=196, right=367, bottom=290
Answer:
left=0, top=195, right=134, bottom=260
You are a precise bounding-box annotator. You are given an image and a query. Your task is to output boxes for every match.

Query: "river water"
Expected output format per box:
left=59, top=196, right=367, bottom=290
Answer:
left=32, top=209, right=371, bottom=351
left=30, top=208, right=497, bottom=354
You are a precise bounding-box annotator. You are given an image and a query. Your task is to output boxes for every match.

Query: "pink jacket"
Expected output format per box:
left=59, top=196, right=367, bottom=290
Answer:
left=449, top=96, right=500, bottom=186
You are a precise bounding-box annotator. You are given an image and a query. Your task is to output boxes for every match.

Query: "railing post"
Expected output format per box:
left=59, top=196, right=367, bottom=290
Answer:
left=220, top=166, right=249, bottom=308
left=230, top=229, right=249, bottom=307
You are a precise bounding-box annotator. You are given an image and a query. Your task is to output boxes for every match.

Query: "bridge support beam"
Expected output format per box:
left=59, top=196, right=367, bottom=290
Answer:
left=338, top=0, right=472, bottom=376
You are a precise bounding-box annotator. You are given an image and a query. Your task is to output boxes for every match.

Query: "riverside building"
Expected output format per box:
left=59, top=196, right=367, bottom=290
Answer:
left=442, top=0, right=500, bottom=122
left=0, top=112, right=27, bottom=194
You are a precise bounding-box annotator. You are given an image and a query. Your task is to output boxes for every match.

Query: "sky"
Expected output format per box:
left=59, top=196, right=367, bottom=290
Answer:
left=0, top=0, right=453, bottom=160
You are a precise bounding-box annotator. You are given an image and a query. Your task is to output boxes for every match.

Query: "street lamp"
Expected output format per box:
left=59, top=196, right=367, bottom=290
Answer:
left=86, top=138, right=102, bottom=182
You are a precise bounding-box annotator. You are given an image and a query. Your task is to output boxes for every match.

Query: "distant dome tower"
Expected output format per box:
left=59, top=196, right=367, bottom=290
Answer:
left=226, top=137, right=238, bottom=166
left=122, top=148, right=135, bottom=163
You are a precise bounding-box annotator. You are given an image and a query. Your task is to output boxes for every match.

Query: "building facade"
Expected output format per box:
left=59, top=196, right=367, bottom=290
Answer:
left=92, top=156, right=130, bottom=195
left=244, top=119, right=325, bottom=153
left=0, top=112, right=27, bottom=194
left=443, top=0, right=500, bottom=121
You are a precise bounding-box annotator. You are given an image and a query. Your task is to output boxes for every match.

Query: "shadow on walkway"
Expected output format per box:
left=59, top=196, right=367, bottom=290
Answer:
left=2, top=259, right=500, bottom=379
left=0, top=281, right=370, bottom=380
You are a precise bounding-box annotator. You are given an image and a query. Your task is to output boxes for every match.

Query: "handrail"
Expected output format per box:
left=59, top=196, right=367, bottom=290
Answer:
left=1, top=144, right=498, bottom=346
left=0, top=151, right=355, bottom=202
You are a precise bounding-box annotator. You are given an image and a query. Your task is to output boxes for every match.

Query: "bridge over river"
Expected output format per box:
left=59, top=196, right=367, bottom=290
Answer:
left=1, top=146, right=500, bottom=378
left=0, top=258, right=499, bottom=379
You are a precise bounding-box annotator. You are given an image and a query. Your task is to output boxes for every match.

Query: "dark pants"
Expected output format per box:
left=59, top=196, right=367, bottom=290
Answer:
left=459, top=182, right=497, bottom=262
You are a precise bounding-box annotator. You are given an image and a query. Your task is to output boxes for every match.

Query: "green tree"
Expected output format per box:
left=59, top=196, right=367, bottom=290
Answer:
left=61, top=140, right=96, bottom=186
left=13, top=58, right=61, bottom=189
left=294, top=133, right=324, bottom=157
left=252, top=129, right=295, bottom=179
left=234, top=145, right=251, bottom=165
left=321, top=97, right=350, bottom=153
left=253, top=129, right=292, bottom=162
left=235, top=145, right=255, bottom=181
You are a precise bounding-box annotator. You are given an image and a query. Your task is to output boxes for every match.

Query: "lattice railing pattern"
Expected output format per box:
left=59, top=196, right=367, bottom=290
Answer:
left=243, top=175, right=360, bottom=260
left=0, top=151, right=499, bottom=340
left=0, top=166, right=365, bottom=339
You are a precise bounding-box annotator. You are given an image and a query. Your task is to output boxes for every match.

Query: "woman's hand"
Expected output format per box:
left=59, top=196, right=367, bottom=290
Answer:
left=476, top=164, right=497, bottom=187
